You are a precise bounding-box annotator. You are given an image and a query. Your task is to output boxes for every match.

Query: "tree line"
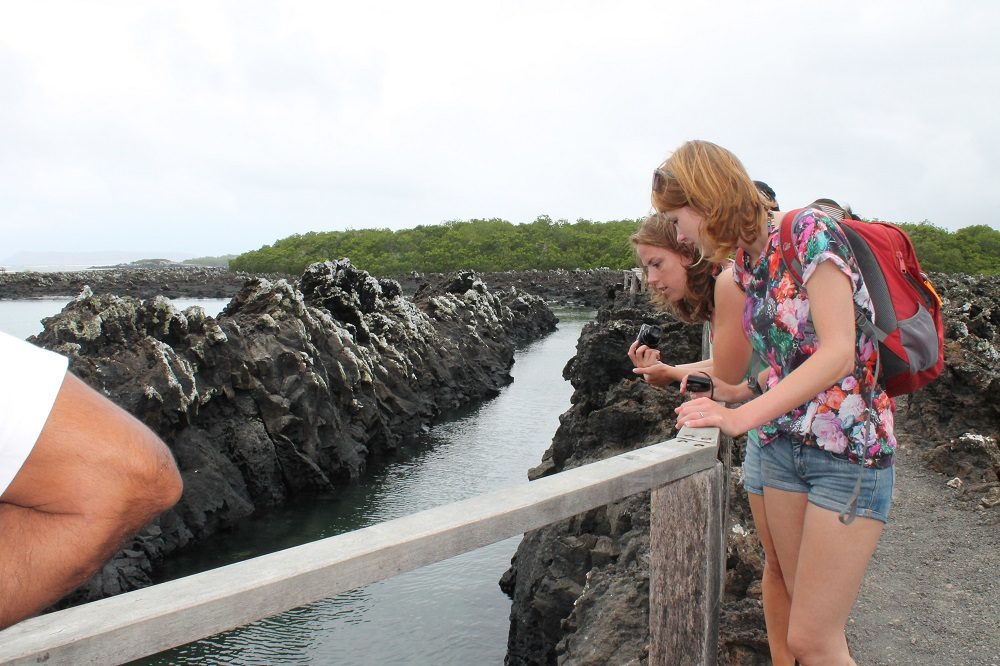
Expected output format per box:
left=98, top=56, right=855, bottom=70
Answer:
left=229, top=216, right=999, bottom=277
left=897, top=223, right=999, bottom=276
left=229, top=216, right=640, bottom=275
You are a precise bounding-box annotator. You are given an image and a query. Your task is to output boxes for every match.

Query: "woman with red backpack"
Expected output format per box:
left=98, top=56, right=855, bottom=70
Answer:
left=654, top=140, right=894, bottom=665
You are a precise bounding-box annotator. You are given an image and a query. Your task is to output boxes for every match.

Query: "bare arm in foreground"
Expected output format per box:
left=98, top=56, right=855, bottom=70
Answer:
left=0, top=372, right=183, bottom=629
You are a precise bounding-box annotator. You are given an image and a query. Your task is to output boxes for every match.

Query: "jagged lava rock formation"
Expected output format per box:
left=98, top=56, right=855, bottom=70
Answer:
left=31, top=260, right=556, bottom=604
left=899, top=273, right=1000, bottom=520
left=398, top=268, right=625, bottom=308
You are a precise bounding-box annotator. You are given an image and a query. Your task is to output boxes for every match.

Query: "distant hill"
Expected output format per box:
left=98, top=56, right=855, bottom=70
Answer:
left=2, top=250, right=200, bottom=270
left=183, top=255, right=236, bottom=268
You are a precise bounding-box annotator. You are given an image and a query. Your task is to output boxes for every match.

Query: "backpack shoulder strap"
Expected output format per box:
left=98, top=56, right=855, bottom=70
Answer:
left=778, top=208, right=887, bottom=342
left=777, top=208, right=807, bottom=287
left=732, top=250, right=747, bottom=292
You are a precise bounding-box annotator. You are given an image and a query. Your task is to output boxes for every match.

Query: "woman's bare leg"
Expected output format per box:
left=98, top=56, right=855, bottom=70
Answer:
left=748, top=492, right=795, bottom=666
left=761, top=487, right=808, bottom=599
left=785, top=503, right=883, bottom=666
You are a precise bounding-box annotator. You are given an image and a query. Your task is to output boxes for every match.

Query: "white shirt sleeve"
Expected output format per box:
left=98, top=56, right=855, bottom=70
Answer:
left=0, top=331, right=69, bottom=496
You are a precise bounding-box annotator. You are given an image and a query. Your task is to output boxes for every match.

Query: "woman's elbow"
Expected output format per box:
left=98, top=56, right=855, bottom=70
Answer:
left=833, top=342, right=857, bottom=381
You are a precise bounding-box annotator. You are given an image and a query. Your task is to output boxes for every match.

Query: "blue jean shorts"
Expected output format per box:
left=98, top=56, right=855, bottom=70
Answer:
left=760, top=435, right=895, bottom=523
left=742, top=433, right=764, bottom=497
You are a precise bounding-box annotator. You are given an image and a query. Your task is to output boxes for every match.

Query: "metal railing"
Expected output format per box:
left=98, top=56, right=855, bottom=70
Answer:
left=0, top=426, right=726, bottom=666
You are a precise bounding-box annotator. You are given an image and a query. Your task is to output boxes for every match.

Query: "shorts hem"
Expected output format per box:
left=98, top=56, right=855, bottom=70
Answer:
left=807, top=496, right=889, bottom=524
left=761, top=480, right=808, bottom=495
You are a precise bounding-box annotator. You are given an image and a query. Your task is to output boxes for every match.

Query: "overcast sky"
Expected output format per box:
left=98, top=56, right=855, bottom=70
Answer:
left=2, top=1, right=998, bottom=264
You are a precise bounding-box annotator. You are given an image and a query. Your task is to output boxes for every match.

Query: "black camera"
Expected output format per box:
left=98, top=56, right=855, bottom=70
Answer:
left=636, top=323, right=663, bottom=348
left=685, top=374, right=713, bottom=393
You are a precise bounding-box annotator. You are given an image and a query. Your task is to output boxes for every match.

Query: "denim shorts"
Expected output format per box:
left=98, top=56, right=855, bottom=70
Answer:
left=742, top=433, right=764, bottom=497
left=760, top=435, right=895, bottom=523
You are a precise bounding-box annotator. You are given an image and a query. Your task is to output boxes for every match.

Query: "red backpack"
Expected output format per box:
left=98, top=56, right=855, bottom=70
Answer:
left=778, top=208, right=945, bottom=397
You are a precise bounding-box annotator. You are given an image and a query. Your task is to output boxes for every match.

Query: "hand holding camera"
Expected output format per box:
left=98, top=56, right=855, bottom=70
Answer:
left=636, top=323, right=663, bottom=348
left=683, top=372, right=714, bottom=398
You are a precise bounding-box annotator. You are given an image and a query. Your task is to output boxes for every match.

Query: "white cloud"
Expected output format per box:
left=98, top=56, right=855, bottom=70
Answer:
left=1, top=0, right=998, bottom=262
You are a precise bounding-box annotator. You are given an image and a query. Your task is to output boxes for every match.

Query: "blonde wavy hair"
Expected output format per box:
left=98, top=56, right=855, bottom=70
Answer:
left=630, top=213, right=716, bottom=324
left=651, top=140, right=769, bottom=264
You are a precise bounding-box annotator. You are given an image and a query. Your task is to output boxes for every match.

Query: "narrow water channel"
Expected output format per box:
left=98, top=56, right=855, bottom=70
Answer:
left=136, top=307, right=593, bottom=665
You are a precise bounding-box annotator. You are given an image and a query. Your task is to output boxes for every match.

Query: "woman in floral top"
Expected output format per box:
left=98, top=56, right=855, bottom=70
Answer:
left=652, top=140, right=894, bottom=666
left=737, top=208, right=897, bottom=467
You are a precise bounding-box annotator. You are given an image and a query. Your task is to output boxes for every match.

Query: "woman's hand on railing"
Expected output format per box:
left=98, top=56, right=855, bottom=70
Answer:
left=674, top=372, right=759, bottom=436
left=674, top=395, right=752, bottom=437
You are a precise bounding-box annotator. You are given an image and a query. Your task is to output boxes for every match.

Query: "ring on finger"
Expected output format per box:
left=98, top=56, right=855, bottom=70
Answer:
left=698, top=410, right=705, bottom=418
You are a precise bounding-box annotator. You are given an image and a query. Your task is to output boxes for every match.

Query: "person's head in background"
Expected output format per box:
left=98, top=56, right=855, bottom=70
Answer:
left=810, top=197, right=860, bottom=222
left=651, top=140, right=768, bottom=263
left=630, top=213, right=716, bottom=324
left=754, top=180, right=779, bottom=211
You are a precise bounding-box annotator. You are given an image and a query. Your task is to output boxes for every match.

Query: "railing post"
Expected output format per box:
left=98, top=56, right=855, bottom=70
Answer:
left=625, top=268, right=642, bottom=305
left=648, top=460, right=725, bottom=666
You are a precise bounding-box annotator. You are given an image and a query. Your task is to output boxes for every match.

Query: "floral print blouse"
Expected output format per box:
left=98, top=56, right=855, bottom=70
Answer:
left=734, top=208, right=896, bottom=468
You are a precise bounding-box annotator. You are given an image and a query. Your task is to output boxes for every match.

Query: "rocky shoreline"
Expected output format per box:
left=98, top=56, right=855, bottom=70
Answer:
left=0, top=265, right=264, bottom=300
left=500, top=272, right=1000, bottom=665
left=396, top=268, right=626, bottom=308
left=0, top=265, right=625, bottom=307
left=29, top=260, right=558, bottom=607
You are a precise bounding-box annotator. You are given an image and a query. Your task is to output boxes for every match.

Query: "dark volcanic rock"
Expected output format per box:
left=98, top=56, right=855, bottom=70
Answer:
left=396, top=268, right=625, bottom=308
left=31, top=260, right=555, bottom=606
left=901, top=274, right=1000, bottom=444
left=897, top=273, right=1000, bottom=518
left=0, top=265, right=264, bottom=299
left=410, top=270, right=559, bottom=348
left=1, top=264, right=626, bottom=309
left=923, top=433, right=1000, bottom=486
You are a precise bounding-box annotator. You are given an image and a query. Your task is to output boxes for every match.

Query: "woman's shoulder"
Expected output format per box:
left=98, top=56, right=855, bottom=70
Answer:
left=781, top=207, right=852, bottom=253
left=781, top=207, right=820, bottom=231
left=714, top=263, right=745, bottom=300
left=713, top=261, right=734, bottom=283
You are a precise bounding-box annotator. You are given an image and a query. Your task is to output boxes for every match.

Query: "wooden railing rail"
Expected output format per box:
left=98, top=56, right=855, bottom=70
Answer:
left=0, top=426, right=724, bottom=666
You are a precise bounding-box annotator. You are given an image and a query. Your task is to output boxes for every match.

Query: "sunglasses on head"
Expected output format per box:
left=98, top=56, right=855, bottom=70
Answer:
left=651, top=167, right=672, bottom=193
